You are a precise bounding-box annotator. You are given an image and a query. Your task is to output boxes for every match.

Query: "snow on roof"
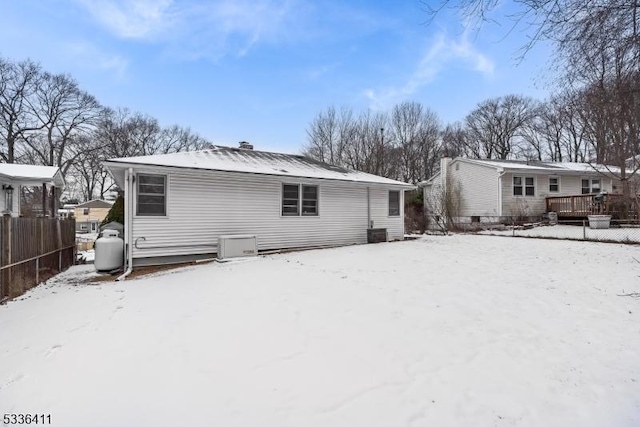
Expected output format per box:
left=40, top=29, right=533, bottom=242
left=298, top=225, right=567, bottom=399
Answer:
left=0, top=163, right=65, bottom=186
left=75, top=199, right=114, bottom=209
left=462, top=158, right=621, bottom=174
left=105, top=146, right=413, bottom=187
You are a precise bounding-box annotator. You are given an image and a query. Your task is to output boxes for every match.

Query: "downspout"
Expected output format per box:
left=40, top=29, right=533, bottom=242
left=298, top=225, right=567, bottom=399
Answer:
left=497, top=169, right=506, bottom=218
left=367, top=187, right=372, bottom=228
left=116, top=168, right=134, bottom=281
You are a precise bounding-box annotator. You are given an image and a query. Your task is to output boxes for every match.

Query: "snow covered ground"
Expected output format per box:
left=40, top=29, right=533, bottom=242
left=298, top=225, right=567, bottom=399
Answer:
left=1, top=235, right=639, bottom=427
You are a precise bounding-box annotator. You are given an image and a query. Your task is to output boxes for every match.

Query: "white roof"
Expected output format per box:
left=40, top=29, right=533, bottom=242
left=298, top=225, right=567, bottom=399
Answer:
left=0, top=163, right=65, bottom=187
left=418, top=158, right=622, bottom=187
left=104, top=147, right=413, bottom=187
left=462, top=159, right=621, bottom=174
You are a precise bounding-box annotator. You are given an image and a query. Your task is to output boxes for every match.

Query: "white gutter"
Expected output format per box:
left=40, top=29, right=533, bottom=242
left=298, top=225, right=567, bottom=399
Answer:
left=497, top=169, right=506, bottom=217
left=116, top=167, right=134, bottom=281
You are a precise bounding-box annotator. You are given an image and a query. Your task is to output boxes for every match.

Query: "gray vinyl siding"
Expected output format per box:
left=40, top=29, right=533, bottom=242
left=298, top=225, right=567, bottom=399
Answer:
left=501, top=173, right=615, bottom=216
left=451, top=161, right=500, bottom=217
left=130, top=167, right=405, bottom=261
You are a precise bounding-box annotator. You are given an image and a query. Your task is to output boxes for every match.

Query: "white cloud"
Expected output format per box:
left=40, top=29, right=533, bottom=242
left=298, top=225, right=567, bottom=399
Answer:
left=75, top=0, right=175, bottom=39
left=73, top=0, right=304, bottom=59
left=364, top=30, right=495, bottom=109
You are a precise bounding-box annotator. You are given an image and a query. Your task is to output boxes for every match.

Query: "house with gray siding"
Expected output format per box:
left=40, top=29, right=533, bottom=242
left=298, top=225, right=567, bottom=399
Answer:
left=421, top=157, right=623, bottom=225
left=104, top=145, right=414, bottom=269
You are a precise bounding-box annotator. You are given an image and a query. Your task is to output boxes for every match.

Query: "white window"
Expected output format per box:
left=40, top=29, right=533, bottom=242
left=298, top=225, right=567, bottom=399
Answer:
left=549, top=176, right=560, bottom=193
left=513, top=176, right=535, bottom=196
left=282, top=184, right=318, bottom=216
left=301, top=185, right=318, bottom=216
left=389, top=190, right=400, bottom=216
left=581, top=178, right=601, bottom=194
left=137, top=174, right=166, bottom=216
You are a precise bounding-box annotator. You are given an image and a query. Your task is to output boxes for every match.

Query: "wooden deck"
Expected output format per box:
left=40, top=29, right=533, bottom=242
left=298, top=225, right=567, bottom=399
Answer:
left=546, top=194, right=639, bottom=218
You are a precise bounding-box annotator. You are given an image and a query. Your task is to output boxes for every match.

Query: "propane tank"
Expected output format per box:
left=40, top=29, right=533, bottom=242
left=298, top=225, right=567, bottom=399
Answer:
left=94, top=229, right=124, bottom=272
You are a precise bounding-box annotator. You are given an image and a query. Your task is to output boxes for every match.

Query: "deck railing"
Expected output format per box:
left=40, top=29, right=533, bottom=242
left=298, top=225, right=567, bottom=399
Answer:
left=546, top=194, right=639, bottom=218
left=546, top=194, right=596, bottom=217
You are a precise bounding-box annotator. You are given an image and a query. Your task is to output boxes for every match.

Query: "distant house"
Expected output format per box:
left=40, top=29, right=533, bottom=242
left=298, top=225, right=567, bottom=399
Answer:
left=420, top=157, right=624, bottom=224
left=0, top=164, right=65, bottom=217
left=74, top=199, right=114, bottom=233
left=103, top=144, right=414, bottom=268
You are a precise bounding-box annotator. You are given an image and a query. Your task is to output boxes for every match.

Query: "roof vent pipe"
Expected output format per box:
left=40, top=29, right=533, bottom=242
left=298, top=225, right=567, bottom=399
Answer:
left=239, top=141, right=254, bottom=150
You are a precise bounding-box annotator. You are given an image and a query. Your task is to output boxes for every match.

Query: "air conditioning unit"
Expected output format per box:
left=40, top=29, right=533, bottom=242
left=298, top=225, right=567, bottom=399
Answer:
left=218, top=235, right=258, bottom=259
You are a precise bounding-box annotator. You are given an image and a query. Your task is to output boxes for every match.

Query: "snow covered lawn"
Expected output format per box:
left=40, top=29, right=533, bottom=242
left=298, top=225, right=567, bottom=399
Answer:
left=1, top=235, right=639, bottom=427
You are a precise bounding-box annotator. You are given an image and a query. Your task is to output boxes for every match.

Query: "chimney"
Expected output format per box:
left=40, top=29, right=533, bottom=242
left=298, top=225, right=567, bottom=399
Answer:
left=239, top=141, right=254, bottom=150
left=440, top=156, right=452, bottom=182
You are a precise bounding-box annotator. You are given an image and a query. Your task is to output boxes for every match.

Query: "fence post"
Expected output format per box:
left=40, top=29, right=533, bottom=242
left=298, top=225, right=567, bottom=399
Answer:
left=583, top=220, right=586, bottom=240
left=35, top=258, right=39, bottom=284
left=2, top=216, right=16, bottom=297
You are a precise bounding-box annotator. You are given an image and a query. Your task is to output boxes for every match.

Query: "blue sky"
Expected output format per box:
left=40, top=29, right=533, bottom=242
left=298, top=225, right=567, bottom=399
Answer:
left=0, top=0, right=553, bottom=154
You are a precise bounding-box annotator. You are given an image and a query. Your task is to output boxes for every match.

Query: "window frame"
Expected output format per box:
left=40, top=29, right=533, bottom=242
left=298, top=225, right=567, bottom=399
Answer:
left=388, top=190, right=400, bottom=217
left=83, top=208, right=90, bottom=215
left=301, top=185, right=319, bottom=216
left=281, top=183, right=300, bottom=216
left=549, top=176, right=560, bottom=193
left=281, top=184, right=319, bottom=217
left=513, top=175, right=535, bottom=197
left=581, top=178, right=602, bottom=194
left=136, top=173, right=167, bottom=217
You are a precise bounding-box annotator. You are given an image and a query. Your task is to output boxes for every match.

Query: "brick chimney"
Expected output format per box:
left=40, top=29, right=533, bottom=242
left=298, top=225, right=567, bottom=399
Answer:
left=239, top=141, right=254, bottom=150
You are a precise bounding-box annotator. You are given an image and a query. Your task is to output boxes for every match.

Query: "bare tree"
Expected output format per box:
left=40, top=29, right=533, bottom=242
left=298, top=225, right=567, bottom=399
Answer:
left=303, top=106, right=354, bottom=165
left=441, top=122, right=468, bottom=158
left=390, top=101, right=441, bottom=183
left=21, top=72, right=103, bottom=176
left=465, top=95, right=536, bottom=159
left=0, top=58, right=44, bottom=163
left=424, top=169, right=463, bottom=233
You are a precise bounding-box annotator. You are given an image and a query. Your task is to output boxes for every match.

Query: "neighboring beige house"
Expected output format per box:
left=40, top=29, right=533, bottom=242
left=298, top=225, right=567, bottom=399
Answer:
left=74, top=199, right=113, bottom=233
left=420, top=157, right=625, bottom=225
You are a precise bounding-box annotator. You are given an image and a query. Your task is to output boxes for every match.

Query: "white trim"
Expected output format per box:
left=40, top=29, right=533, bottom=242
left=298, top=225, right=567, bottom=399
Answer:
left=135, top=173, right=168, bottom=217
left=549, top=175, right=560, bottom=193
left=513, top=175, right=536, bottom=197
left=388, top=190, right=401, bottom=217
left=581, top=177, right=602, bottom=194
left=280, top=183, right=320, bottom=217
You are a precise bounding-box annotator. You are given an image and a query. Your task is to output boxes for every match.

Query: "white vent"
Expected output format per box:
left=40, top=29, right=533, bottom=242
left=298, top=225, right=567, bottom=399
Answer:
left=218, top=235, right=257, bottom=259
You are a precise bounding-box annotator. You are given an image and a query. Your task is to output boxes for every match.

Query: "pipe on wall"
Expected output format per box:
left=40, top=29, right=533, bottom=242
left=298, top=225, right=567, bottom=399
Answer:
left=116, top=168, right=134, bottom=281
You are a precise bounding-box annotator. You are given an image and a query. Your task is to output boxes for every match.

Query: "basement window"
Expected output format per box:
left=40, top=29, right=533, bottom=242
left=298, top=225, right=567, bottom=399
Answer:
left=137, top=174, right=166, bottom=216
left=389, top=190, right=400, bottom=216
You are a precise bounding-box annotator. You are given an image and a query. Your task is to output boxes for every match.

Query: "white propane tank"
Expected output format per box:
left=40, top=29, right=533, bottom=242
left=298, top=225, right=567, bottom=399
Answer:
left=94, top=229, right=124, bottom=272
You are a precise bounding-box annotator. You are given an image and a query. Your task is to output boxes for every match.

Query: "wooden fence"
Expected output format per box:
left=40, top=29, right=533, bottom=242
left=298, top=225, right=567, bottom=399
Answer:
left=0, top=217, right=76, bottom=303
